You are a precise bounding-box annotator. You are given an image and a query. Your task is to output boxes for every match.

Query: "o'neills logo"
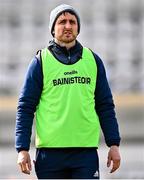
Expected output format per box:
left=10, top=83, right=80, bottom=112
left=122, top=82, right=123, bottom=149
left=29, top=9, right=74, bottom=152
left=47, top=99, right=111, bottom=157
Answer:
left=53, top=76, right=91, bottom=86
left=64, top=70, right=78, bottom=75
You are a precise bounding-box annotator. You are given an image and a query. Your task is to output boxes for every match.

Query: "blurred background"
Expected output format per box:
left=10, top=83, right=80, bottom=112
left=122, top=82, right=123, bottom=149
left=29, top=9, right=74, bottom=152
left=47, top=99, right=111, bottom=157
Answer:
left=0, top=0, right=144, bottom=179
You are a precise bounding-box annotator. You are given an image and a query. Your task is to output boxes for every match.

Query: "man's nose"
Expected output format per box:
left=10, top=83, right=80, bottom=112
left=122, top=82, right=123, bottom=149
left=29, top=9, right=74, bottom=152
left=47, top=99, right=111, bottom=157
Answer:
left=65, top=21, right=71, bottom=29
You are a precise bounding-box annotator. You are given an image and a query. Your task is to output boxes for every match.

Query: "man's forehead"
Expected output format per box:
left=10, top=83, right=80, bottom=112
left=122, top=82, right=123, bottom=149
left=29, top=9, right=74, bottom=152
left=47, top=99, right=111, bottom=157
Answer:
left=57, top=12, right=77, bottom=20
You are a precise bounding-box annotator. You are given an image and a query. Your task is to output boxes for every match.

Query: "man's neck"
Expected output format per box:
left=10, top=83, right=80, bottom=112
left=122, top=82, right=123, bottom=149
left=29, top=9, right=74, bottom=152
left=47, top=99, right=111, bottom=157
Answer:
left=54, top=39, right=76, bottom=50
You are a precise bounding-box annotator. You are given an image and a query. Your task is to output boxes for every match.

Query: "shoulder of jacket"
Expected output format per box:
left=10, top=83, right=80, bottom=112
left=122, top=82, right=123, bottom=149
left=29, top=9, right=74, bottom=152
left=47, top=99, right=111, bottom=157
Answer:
left=35, top=50, right=42, bottom=61
left=88, top=49, right=104, bottom=63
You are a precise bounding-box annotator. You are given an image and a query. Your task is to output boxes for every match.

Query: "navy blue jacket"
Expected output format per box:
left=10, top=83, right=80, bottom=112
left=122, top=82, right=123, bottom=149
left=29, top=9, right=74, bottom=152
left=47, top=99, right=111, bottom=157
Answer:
left=15, top=40, right=121, bottom=152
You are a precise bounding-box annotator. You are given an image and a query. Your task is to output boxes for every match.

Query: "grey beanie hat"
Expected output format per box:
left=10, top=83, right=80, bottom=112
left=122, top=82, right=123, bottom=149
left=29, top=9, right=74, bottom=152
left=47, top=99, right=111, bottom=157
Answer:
left=49, top=4, right=80, bottom=36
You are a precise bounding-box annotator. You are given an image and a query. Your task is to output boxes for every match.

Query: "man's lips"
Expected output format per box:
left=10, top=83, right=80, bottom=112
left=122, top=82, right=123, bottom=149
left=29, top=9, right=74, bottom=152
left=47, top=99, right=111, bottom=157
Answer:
left=64, top=31, right=72, bottom=35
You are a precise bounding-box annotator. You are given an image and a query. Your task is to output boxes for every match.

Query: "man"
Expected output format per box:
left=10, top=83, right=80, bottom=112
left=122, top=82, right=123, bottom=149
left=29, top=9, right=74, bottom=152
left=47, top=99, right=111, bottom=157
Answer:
left=15, top=4, right=121, bottom=179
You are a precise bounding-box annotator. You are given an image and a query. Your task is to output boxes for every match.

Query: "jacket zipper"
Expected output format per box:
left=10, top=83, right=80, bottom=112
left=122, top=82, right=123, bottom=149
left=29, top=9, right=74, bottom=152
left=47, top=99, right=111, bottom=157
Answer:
left=68, top=51, right=71, bottom=64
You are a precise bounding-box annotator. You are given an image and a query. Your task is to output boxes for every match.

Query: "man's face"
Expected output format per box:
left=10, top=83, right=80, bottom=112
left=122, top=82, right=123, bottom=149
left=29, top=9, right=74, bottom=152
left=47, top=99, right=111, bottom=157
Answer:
left=53, top=12, right=78, bottom=43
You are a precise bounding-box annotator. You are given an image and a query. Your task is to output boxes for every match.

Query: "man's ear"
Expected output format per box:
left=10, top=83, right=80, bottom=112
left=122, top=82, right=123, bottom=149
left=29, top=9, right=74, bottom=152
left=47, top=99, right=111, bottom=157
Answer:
left=52, top=30, right=55, bottom=36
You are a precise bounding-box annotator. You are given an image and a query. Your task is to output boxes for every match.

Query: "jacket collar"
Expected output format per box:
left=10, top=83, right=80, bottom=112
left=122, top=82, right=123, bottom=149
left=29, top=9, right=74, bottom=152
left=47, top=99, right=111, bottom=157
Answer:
left=48, top=39, right=83, bottom=56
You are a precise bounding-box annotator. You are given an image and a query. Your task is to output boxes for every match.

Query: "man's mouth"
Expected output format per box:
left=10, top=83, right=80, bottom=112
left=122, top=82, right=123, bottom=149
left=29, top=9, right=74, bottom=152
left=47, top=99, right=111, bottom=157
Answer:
left=64, top=31, right=72, bottom=35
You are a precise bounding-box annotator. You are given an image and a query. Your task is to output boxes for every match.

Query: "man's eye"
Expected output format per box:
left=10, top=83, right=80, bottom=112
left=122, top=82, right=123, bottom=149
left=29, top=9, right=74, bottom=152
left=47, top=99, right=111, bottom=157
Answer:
left=70, top=20, right=76, bottom=24
left=59, top=20, right=66, bottom=24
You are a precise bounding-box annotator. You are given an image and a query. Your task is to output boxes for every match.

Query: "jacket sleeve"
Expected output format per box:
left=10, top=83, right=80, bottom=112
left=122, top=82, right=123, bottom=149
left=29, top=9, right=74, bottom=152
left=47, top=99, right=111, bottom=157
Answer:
left=93, top=53, right=121, bottom=147
left=15, top=55, right=43, bottom=152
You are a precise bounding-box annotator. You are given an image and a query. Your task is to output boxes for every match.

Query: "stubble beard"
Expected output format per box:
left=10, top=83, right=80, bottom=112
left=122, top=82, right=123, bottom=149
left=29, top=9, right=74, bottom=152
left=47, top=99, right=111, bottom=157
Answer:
left=59, top=31, right=77, bottom=43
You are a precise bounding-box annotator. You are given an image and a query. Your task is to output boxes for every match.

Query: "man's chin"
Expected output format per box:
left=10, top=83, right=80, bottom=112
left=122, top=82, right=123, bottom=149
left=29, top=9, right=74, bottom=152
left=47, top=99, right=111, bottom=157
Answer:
left=63, top=37, right=76, bottom=43
left=63, top=40, right=73, bottom=43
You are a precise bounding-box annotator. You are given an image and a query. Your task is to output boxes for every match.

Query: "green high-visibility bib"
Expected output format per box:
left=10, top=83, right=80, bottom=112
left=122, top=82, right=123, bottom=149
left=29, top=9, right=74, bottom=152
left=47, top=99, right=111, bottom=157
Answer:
left=35, top=47, right=100, bottom=148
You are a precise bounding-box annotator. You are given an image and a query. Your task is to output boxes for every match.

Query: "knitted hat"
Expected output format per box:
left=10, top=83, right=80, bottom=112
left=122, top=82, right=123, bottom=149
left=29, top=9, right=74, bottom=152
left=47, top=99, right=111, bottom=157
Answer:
left=49, top=4, right=80, bottom=36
